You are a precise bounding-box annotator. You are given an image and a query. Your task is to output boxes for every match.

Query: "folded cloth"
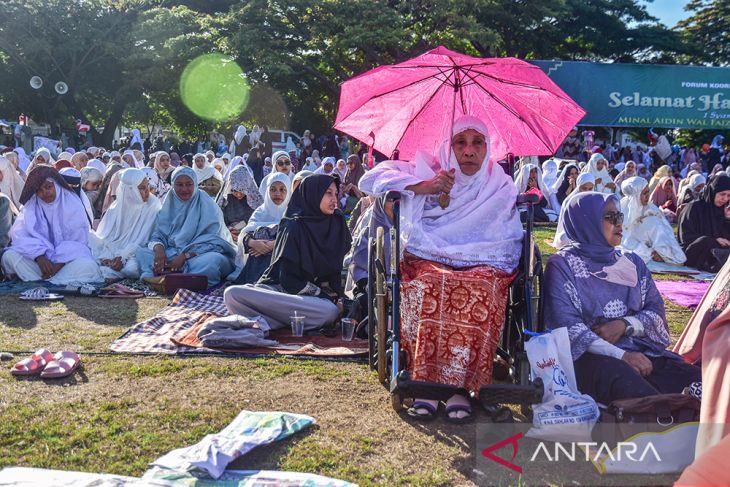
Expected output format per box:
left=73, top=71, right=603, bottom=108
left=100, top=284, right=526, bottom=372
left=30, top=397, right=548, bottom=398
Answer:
left=150, top=410, right=315, bottom=479
left=196, top=314, right=278, bottom=349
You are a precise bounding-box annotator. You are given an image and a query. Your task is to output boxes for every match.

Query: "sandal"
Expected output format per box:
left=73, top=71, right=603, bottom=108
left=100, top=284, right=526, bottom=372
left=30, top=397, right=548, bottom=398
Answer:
left=406, top=400, right=438, bottom=422
left=19, top=287, right=63, bottom=301
left=40, top=351, right=81, bottom=379
left=10, top=349, right=53, bottom=376
left=444, top=404, right=474, bottom=424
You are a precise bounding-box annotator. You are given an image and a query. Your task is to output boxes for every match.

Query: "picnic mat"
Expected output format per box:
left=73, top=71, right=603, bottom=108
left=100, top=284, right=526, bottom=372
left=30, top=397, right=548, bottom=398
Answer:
left=110, top=289, right=367, bottom=359
left=646, top=261, right=717, bottom=281
left=654, top=280, right=712, bottom=309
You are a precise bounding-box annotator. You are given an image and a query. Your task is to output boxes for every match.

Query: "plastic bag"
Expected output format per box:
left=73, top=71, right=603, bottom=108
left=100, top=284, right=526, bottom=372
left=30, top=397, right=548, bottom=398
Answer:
left=525, top=327, right=599, bottom=442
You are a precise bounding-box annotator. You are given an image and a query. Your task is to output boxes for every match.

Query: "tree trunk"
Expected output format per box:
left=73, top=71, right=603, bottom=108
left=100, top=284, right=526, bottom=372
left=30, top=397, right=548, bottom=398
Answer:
left=63, top=90, right=128, bottom=148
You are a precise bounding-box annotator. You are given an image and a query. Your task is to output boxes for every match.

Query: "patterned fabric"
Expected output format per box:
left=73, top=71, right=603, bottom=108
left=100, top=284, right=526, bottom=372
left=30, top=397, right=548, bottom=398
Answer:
left=544, top=248, right=671, bottom=361
left=399, top=256, right=514, bottom=396
left=109, top=289, right=227, bottom=354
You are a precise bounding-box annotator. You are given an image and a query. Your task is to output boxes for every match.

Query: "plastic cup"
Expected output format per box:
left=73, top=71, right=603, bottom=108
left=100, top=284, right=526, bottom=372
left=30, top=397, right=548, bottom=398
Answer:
left=290, top=315, right=305, bottom=337
left=341, top=318, right=357, bottom=342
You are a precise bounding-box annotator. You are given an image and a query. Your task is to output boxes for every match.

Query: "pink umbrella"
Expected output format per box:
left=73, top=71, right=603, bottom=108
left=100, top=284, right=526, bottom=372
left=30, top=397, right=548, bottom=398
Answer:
left=334, top=46, right=586, bottom=162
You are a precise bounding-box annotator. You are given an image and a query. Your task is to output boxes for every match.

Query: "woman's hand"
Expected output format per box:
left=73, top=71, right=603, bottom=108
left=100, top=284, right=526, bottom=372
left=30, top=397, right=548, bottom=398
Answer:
left=168, top=254, right=187, bottom=272
left=249, top=239, right=273, bottom=257
left=651, top=251, right=664, bottom=263
left=109, top=256, right=123, bottom=271
left=35, top=255, right=56, bottom=279
left=717, top=237, right=730, bottom=247
left=622, top=351, right=653, bottom=377
left=406, top=169, right=455, bottom=195
left=153, top=246, right=167, bottom=275
left=591, top=319, right=626, bottom=344
left=605, top=182, right=616, bottom=191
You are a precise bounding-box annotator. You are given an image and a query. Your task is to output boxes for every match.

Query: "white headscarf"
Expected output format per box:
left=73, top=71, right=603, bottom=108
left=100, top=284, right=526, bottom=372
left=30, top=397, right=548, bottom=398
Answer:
left=129, top=128, right=144, bottom=149
left=14, top=148, right=31, bottom=172
left=122, top=150, right=139, bottom=168
left=242, top=172, right=292, bottom=234
left=259, top=151, right=294, bottom=196
left=9, top=181, right=92, bottom=262
left=619, top=176, right=686, bottom=265
left=550, top=162, right=580, bottom=194
left=193, top=156, right=223, bottom=183
left=234, top=125, right=247, bottom=145
left=30, top=148, right=54, bottom=170
left=87, top=158, right=107, bottom=176
left=59, top=167, right=95, bottom=224
left=575, top=172, right=595, bottom=190
left=0, top=156, right=24, bottom=210
left=551, top=176, right=596, bottom=249
left=90, top=168, right=162, bottom=262
left=541, top=159, right=559, bottom=188
left=359, top=115, right=522, bottom=271
left=581, top=153, right=615, bottom=193
left=314, top=156, right=335, bottom=175
left=514, top=163, right=553, bottom=206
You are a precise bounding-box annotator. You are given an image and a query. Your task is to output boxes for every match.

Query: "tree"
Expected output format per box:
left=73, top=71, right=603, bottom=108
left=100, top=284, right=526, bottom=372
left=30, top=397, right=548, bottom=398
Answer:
left=0, top=0, right=220, bottom=146
left=678, top=0, right=730, bottom=65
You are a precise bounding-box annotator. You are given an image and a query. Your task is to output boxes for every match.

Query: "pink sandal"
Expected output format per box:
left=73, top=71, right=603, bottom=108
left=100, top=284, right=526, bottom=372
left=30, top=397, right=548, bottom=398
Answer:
left=10, top=349, right=54, bottom=376
left=40, top=351, right=81, bottom=379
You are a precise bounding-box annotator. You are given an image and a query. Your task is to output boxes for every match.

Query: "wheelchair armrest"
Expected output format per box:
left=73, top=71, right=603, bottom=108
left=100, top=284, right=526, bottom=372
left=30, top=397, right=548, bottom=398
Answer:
left=516, top=192, right=539, bottom=205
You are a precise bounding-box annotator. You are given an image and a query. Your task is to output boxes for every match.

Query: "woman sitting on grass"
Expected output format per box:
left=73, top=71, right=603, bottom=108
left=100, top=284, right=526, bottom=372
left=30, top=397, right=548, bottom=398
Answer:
left=233, top=172, right=291, bottom=285
left=224, top=174, right=351, bottom=331
left=137, top=167, right=236, bottom=287
left=1, top=166, right=102, bottom=284
left=90, top=168, right=162, bottom=282
left=544, top=192, right=700, bottom=404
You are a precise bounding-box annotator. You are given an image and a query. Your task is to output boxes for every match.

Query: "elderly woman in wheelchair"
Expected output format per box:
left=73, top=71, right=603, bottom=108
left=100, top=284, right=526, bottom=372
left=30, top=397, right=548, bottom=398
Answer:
left=356, top=115, right=540, bottom=423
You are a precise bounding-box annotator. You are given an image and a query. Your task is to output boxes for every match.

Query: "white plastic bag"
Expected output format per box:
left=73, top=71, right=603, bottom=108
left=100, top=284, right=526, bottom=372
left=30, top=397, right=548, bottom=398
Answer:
left=525, top=327, right=600, bottom=442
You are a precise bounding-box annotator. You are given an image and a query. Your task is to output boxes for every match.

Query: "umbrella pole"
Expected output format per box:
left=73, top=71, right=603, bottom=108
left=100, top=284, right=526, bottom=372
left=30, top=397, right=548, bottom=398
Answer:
left=438, top=69, right=461, bottom=210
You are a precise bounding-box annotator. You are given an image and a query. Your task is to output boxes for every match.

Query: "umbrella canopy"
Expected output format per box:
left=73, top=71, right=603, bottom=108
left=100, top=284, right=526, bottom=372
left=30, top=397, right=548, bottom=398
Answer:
left=334, top=46, right=586, bottom=162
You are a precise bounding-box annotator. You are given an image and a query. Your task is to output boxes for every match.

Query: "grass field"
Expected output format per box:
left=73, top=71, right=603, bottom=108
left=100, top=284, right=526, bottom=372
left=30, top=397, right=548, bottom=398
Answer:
left=0, top=226, right=696, bottom=486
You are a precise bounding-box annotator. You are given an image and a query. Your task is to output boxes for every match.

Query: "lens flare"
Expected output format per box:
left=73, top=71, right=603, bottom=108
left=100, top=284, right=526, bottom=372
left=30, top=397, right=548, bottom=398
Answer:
left=180, top=54, right=250, bottom=121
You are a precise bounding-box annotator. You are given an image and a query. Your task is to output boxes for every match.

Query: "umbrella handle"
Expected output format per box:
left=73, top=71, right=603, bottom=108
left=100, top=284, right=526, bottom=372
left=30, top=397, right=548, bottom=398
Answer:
left=438, top=192, right=450, bottom=209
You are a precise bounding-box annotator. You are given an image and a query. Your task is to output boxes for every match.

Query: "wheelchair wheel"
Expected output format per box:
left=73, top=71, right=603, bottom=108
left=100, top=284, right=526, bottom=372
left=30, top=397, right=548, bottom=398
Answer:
left=375, top=227, right=388, bottom=384
left=391, top=392, right=403, bottom=412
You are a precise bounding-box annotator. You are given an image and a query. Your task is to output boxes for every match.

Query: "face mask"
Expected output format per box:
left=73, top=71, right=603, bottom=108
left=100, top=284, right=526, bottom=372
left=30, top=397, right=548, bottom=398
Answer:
left=591, top=254, right=638, bottom=287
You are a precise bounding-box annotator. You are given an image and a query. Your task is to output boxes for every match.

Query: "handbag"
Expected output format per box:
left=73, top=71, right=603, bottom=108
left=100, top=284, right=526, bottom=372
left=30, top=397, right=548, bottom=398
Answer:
left=144, top=273, right=208, bottom=295
left=591, top=394, right=700, bottom=475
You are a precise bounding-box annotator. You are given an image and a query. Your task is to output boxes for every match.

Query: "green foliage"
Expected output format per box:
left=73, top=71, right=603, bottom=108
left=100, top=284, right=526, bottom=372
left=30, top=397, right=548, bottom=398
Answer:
left=0, top=0, right=709, bottom=142
left=678, top=0, right=730, bottom=66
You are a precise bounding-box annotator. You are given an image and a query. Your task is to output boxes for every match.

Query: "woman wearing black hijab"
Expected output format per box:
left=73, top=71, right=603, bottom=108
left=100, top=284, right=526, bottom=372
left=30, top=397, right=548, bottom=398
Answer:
left=678, top=174, right=730, bottom=272
left=224, top=174, right=352, bottom=331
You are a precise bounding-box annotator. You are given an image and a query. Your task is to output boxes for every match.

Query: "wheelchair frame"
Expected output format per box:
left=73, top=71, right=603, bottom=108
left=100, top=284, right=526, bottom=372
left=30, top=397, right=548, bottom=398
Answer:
left=366, top=191, right=545, bottom=413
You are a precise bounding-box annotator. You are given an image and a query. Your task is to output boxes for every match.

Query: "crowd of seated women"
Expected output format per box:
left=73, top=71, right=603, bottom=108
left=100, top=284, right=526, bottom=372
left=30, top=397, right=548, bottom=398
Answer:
left=1, top=129, right=726, bottom=422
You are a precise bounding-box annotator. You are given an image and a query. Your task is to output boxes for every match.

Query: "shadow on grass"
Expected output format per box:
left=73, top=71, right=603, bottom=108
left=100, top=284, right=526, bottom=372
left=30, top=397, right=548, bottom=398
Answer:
left=227, top=425, right=318, bottom=471
left=11, top=366, right=89, bottom=386
left=0, top=296, right=39, bottom=329
left=62, top=297, right=140, bottom=327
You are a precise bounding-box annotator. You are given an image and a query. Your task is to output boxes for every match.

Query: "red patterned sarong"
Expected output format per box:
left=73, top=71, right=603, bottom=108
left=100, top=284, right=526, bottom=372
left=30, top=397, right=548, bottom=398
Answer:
left=400, top=256, right=514, bottom=396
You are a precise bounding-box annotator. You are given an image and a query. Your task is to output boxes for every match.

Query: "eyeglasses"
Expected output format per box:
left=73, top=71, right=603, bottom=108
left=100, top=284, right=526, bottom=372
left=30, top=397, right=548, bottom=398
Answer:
left=276, top=159, right=292, bottom=166
left=603, top=211, right=624, bottom=226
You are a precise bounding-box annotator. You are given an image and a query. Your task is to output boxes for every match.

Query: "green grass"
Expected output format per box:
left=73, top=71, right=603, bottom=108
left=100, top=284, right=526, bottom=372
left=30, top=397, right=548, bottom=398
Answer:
left=0, top=231, right=700, bottom=485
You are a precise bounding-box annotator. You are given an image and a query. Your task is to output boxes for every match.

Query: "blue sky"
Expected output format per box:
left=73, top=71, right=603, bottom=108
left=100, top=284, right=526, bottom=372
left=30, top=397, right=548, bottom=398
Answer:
left=639, top=0, right=692, bottom=27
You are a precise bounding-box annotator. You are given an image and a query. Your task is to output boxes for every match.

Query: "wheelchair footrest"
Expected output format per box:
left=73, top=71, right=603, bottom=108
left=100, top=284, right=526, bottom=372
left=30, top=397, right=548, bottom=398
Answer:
left=478, top=379, right=544, bottom=406
left=391, top=371, right=468, bottom=402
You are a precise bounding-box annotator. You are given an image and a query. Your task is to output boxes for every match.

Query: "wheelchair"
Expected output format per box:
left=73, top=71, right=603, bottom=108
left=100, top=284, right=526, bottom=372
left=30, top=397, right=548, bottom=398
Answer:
left=365, top=190, right=545, bottom=416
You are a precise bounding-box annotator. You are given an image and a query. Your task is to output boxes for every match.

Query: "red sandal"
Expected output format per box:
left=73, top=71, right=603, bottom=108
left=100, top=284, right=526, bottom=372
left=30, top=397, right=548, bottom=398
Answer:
left=10, top=349, right=53, bottom=376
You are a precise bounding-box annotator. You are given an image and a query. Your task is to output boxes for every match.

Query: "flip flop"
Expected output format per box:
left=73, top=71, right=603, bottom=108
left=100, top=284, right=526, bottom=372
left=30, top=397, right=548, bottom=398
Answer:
left=99, top=283, right=144, bottom=298
left=406, top=400, right=438, bottom=422
left=40, top=351, right=80, bottom=379
left=19, top=287, right=63, bottom=301
left=10, top=349, right=53, bottom=376
left=444, top=404, right=474, bottom=424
